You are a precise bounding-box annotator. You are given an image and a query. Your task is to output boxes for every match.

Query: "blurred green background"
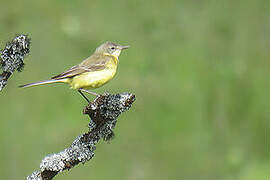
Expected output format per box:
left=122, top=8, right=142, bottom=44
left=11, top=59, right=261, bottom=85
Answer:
left=1, top=0, right=270, bottom=179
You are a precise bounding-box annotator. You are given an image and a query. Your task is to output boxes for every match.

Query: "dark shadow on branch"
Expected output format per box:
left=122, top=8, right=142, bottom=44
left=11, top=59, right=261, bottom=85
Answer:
left=0, top=34, right=31, bottom=91
left=27, top=92, right=136, bottom=180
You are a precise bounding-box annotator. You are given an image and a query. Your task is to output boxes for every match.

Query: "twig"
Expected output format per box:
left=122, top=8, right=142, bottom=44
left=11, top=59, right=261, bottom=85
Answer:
left=27, top=92, right=136, bottom=180
left=0, top=34, right=31, bottom=91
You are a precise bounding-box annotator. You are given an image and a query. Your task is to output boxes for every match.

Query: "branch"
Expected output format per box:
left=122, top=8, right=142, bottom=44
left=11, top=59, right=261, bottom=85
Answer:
left=27, top=92, right=136, bottom=180
left=0, top=34, right=31, bottom=91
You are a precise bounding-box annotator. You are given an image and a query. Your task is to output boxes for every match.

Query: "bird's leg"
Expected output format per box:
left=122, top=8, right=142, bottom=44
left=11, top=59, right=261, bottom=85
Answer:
left=78, top=89, right=90, bottom=103
left=79, top=88, right=99, bottom=96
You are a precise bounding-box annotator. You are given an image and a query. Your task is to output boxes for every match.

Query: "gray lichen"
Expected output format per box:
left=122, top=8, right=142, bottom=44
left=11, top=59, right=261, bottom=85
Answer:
left=27, top=92, right=135, bottom=180
left=27, top=171, right=42, bottom=180
left=0, top=34, right=30, bottom=91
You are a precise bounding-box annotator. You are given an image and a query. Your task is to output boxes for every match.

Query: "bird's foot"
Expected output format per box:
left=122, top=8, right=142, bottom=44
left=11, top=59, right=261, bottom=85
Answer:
left=103, top=91, right=110, bottom=96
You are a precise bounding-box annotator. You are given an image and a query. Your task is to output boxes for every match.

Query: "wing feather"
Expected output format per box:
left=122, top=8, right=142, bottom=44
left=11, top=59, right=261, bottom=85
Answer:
left=51, top=55, right=109, bottom=80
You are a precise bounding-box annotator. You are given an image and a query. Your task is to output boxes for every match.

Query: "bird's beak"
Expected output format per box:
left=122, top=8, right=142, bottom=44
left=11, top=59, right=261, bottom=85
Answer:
left=119, top=45, right=130, bottom=50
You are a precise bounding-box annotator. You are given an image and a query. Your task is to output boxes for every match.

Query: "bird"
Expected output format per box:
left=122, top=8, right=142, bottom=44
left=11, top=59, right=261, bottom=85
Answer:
left=19, top=41, right=129, bottom=102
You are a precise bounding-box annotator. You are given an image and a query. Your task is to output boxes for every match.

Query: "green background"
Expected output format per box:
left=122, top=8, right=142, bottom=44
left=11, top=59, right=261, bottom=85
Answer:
left=1, top=0, right=270, bottom=179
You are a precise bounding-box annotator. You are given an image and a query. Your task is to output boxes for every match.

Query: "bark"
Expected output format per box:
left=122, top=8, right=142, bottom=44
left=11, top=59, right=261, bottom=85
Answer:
left=27, top=93, right=136, bottom=180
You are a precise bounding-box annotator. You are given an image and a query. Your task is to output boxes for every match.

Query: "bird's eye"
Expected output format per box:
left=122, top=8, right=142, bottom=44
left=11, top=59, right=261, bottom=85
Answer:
left=111, top=47, right=115, bottom=50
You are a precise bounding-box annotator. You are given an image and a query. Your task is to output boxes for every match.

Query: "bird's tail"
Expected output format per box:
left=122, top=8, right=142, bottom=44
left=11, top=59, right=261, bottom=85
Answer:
left=19, top=79, right=65, bottom=88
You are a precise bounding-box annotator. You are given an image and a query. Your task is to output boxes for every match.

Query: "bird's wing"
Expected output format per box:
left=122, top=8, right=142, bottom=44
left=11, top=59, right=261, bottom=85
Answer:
left=51, top=55, right=108, bottom=80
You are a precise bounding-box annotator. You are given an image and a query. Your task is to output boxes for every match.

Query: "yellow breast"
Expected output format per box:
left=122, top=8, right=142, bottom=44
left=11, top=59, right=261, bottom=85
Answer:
left=69, top=58, right=118, bottom=89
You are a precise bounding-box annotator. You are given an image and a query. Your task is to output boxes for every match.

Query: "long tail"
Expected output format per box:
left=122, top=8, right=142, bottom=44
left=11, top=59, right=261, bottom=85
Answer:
left=19, top=79, right=65, bottom=88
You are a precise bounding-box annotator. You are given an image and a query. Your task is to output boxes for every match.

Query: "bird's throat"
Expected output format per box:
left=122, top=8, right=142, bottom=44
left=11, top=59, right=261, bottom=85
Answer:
left=103, top=53, right=119, bottom=65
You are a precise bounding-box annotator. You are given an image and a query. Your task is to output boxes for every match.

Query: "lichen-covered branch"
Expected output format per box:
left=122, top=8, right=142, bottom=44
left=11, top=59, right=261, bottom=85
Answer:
left=27, top=92, right=136, bottom=180
left=0, top=34, right=31, bottom=91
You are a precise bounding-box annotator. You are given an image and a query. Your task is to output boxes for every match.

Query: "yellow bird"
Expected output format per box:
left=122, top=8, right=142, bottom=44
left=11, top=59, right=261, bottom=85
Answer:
left=20, top=41, right=129, bottom=102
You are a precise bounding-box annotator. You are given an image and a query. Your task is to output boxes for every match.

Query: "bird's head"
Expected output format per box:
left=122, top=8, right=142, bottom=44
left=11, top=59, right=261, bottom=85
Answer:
left=95, top=41, right=129, bottom=59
